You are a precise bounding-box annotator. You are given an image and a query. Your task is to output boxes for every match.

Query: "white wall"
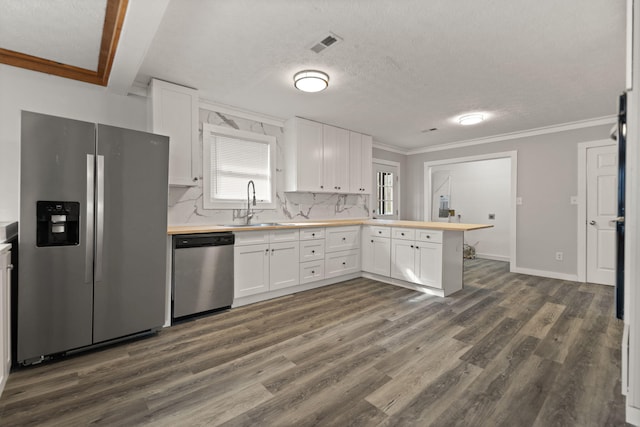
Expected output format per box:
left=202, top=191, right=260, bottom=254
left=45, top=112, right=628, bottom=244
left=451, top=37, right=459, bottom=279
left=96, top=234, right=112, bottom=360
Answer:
left=0, top=64, right=148, bottom=221
left=429, top=158, right=511, bottom=261
left=404, top=124, right=614, bottom=280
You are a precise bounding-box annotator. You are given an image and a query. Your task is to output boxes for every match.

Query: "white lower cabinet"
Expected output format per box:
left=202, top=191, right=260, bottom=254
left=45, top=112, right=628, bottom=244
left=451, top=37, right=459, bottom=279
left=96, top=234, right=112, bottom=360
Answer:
left=234, top=231, right=299, bottom=298
left=325, top=249, right=360, bottom=278
left=269, top=241, right=300, bottom=290
left=0, top=248, right=12, bottom=397
left=390, top=227, right=460, bottom=292
left=362, top=226, right=391, bottom=277
left=300, top=260, right=325, bottom=284
left=234, top=243, right=270, bottom=298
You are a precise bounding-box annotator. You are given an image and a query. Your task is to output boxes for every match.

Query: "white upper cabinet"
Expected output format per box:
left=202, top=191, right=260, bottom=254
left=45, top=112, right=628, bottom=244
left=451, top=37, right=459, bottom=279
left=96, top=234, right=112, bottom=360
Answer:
left=149, top=79, right=199, bottom=187
left=284, top=117, right=324, bottom=192
left=349, top=132, right=372, bottom=194
left=285, top=117, right=369, bottom=194
left=323, top=124, right=350, bottom=192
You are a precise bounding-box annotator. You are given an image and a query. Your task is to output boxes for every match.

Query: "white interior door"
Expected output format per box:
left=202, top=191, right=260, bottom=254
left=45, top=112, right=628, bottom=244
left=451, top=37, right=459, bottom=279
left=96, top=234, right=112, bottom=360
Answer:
left=372, top=162, right=399, bottom=219
left=586, top=144, right=617, bottom=285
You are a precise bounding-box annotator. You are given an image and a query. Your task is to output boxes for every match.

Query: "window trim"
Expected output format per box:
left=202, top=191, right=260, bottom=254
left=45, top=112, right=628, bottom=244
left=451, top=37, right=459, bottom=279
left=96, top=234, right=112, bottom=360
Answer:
left=202, top=123, right=277, bottom=210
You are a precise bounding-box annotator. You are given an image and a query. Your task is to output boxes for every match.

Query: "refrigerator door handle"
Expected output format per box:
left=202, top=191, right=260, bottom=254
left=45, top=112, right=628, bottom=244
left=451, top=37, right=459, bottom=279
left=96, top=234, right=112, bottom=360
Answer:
left=96, top=155, right=105, bottom=282
left=86, top=154, right=95, bottom=283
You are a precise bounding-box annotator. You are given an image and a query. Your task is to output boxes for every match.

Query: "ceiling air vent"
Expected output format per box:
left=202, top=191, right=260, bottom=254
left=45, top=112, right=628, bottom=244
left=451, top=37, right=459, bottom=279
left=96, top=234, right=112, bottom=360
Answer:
left=310, top=32, right=342, bottom=54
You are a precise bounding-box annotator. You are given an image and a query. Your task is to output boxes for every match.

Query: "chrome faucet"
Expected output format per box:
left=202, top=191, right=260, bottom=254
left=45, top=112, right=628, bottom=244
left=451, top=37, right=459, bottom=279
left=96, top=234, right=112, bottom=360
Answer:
left=246, top=180, right=256, bottom=225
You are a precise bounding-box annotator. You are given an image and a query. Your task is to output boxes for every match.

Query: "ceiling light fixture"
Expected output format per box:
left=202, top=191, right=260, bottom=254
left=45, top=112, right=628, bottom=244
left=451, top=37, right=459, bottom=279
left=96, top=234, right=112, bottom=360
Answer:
left=458, top=113, right=485, bottom=126
left=294, top=70, right=329, bottom=92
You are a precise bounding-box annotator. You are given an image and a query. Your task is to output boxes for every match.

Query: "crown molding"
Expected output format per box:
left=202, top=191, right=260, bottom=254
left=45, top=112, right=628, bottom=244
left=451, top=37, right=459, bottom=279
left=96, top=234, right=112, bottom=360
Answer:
left=372, top=141, right=409, bottom=155
left=406, top=115, right=617, bottom=155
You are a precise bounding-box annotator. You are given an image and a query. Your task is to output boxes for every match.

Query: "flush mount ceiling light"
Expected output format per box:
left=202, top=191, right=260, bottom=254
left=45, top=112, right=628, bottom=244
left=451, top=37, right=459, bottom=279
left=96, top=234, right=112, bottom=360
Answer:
left=293, top=70, right=329, bottom=92
left=457, top=113, right=485, bottom=126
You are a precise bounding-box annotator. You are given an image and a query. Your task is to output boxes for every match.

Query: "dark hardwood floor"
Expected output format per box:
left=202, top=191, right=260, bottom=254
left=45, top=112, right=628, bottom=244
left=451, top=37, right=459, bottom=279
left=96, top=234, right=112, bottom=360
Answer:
left=0, top=259, right=628, bottom=426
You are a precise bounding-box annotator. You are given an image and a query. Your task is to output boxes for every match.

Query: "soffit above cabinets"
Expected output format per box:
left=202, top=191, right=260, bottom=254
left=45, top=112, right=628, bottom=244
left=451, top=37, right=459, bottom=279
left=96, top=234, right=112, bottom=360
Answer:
left=0, top=0, right=128, bottom=86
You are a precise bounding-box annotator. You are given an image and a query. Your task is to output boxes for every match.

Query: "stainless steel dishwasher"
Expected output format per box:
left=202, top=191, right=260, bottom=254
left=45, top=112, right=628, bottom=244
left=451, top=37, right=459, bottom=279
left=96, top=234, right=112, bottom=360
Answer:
left=172, top=232, right=234, bottom=321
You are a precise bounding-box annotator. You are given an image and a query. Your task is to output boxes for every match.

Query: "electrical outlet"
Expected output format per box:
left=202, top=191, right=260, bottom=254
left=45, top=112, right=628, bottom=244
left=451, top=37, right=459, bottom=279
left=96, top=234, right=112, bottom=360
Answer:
left=555, top=251, right=564, bottom=261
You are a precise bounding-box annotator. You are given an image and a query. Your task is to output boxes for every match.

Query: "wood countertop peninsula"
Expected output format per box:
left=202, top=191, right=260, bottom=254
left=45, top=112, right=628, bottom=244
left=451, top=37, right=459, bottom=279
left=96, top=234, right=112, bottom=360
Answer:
left=168, top=219, right=492, bottom=235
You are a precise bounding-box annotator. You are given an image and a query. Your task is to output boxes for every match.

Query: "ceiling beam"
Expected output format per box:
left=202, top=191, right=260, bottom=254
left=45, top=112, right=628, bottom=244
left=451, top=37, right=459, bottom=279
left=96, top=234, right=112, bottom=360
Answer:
left=0, top=0, right=128, bottom=86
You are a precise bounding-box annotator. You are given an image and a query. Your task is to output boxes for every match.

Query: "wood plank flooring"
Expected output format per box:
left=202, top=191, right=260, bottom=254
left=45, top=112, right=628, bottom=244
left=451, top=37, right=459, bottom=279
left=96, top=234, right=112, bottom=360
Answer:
left=0, top=259, right=628, bottom=426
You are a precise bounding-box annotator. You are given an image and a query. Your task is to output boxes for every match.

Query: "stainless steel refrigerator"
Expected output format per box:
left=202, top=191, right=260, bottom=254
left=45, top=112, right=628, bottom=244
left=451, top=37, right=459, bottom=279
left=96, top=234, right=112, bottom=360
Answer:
left=18, top=111, right=169, bottom=365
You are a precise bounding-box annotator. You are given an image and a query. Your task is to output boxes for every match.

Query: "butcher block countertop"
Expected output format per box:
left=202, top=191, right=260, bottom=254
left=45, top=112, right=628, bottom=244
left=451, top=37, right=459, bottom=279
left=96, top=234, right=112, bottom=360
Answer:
left=167, top=219, right=492, bottom=235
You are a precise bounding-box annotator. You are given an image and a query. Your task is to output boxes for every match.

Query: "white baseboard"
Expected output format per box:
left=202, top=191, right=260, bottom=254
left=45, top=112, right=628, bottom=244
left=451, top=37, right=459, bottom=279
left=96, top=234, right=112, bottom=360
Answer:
left=626, top=403, right=640, bottom=426
left=475, top=253, right=510, bottom=262
left=232, top=273, right=361, bottom=308
left=510, top=266, right=578, bottom=282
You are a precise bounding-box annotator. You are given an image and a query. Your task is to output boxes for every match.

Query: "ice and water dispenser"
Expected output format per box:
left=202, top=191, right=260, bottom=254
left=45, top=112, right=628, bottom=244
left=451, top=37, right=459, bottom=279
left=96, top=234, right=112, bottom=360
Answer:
left=36, top=201, right=80, bottom=246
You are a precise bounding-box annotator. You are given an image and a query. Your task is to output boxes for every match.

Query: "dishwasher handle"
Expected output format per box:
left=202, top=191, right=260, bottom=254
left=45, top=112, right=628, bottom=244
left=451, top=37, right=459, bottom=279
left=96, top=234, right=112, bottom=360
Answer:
left=174, top=233, right=235, bottom=249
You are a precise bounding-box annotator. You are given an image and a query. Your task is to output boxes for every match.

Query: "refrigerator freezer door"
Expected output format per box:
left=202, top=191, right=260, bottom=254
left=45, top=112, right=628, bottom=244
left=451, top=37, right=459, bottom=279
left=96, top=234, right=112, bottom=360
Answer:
left=92, top=124, right=169, bottom=343
left=19, top=111, right=94, bottom=363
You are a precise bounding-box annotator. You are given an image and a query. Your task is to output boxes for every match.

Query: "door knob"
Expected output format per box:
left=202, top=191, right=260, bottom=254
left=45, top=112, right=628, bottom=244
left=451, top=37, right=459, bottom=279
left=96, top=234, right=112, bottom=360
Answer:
left=589, top=220, right=596, bottom=225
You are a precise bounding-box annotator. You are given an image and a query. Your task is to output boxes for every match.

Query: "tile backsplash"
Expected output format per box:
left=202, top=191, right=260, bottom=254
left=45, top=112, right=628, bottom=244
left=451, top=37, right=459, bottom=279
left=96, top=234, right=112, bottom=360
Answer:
left=167, top=108, right=369, bottom=225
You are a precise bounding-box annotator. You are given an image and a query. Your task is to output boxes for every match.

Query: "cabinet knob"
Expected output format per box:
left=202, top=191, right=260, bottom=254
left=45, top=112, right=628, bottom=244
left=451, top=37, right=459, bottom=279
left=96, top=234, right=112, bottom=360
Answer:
left=311, top=270, right=315, bottom=274
left=321, top=185, right=324, bottom=189
left=311, top=250, right=315, bottom=254
left=371, top=240, right=374, bottom=243
left=378, top=231, right=382, bottom=234
left=193, top=177, right=198, bottom=182
left=416, top=246, right=419, bottom=250
left=401, top=232, right=405, bottom=236
left=426, top=235, right=431, bottom=239
left=342, top=262, right=346, bottom=265
left=342, top=237, right=346, bottom=241
left=271, top=248, right=275, bottom=253
left=312, top=233, right=315, bottom=237
left=410, top=245, right=414, bottom=248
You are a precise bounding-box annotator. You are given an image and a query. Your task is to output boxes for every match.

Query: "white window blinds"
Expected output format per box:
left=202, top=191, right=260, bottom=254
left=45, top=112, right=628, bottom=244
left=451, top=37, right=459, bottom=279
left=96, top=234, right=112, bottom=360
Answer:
left=210, top=136, right=271, bottom=201
left=202, top=123, right=276, bottom=209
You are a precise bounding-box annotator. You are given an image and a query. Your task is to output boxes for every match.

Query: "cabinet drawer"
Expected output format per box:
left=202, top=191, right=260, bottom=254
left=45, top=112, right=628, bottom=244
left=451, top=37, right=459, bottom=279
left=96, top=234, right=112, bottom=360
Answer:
left=364, top=226, right=390, bottom=238
left=325, top=249, right=360, bottom=278
left=392, top=228, right=415, bottom=240
left=300, top=228, right=325, bottom=240
left=234, top=231, right=269, bottom=246
left=416, top=230, right=443, bottom=244
left=269, top=229, right=300, bottom=243
left=300, top=260, right=325, bottom=284
left=326, top=226, right=360, bottom=252
left=300, top=240, right=325, bottom=261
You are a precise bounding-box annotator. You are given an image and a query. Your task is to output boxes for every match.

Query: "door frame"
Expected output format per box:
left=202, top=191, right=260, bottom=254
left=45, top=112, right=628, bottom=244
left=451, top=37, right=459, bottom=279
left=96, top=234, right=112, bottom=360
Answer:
left=423, top=151, right=517, bottom=269
left=372, top=158, right=401, bottom=219
left=577, top=139, right=618, bottom=283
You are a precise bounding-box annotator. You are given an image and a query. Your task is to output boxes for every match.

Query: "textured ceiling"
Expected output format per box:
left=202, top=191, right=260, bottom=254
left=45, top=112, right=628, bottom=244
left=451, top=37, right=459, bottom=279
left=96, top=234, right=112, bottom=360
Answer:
left=136, top=0, right=626, bottom=150
left=0, top=0, right=106, bottom=71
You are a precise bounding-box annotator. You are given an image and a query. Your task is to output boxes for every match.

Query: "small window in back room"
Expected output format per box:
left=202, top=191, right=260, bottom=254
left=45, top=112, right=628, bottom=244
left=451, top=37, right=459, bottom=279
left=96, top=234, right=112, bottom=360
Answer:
left=202, top=123, right=276, bottom=209
left=372, top=161, right=399, bottom=219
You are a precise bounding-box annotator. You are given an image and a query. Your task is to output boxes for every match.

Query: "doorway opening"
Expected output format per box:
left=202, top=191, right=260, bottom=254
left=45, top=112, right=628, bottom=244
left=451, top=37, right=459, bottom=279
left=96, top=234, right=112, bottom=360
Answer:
left=424, top=151, right=517, bottom=268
